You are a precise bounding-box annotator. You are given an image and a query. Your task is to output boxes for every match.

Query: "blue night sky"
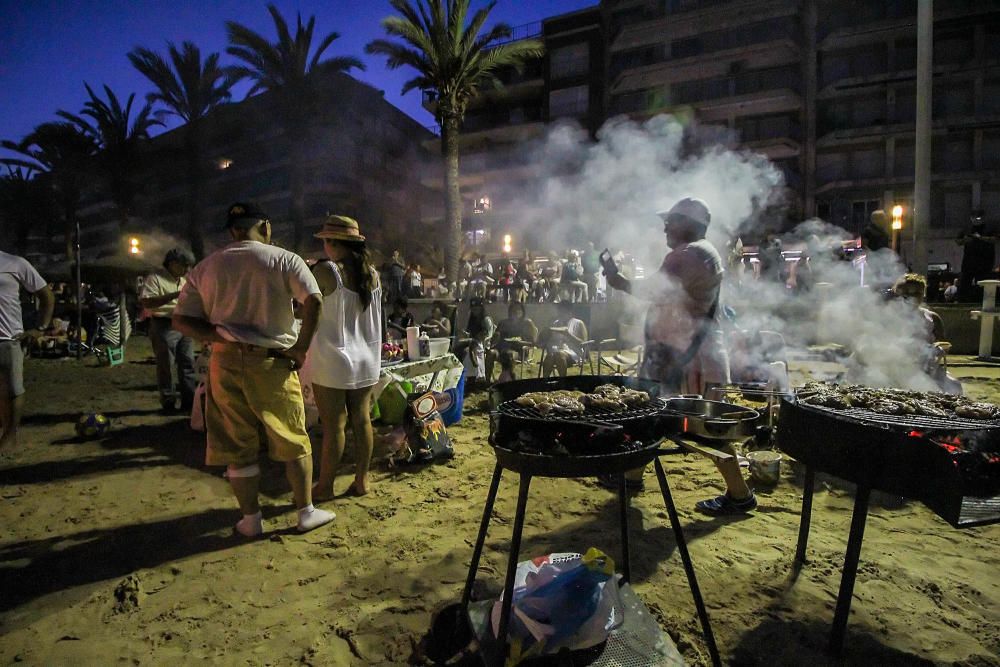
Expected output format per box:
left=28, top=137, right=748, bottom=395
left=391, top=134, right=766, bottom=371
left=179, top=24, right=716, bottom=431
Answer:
left=0, top=0, right=593, bottom=157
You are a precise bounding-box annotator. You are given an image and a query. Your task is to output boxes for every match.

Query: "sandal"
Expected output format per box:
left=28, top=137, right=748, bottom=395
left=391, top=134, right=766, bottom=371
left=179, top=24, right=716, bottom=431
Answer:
left=695, top=492, right=757, bottom=515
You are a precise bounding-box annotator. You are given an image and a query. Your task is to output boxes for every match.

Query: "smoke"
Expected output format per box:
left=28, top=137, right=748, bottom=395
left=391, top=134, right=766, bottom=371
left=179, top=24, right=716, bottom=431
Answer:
left=493, top=114, right=942, bottom=391
left=138, top=230, right=191, bottom=265
left=507, top=114, right=783, bottom=271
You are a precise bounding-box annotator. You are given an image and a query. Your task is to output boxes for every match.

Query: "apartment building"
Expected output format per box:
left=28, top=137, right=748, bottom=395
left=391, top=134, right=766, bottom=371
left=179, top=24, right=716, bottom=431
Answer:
left=813, top=0, right=1000, bottom=269
left=60, top=71, right=435, bottom=264
left=607, top=0, right=805, bottom=224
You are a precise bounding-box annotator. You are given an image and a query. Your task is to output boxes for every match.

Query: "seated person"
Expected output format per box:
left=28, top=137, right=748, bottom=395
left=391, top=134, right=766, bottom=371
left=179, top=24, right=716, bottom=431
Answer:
left=486, top=302, right=538, bottom=383
left=891, top=273, right=961, bottom=394
left=421, top=300, right=451, bottom=338
left=540, top=301, right=588, bottom=378
left=453, top=297, right=495, bottom=385
left=386, top=296, right=415, bottom=341
left=560, top=251, right=589, bottom=303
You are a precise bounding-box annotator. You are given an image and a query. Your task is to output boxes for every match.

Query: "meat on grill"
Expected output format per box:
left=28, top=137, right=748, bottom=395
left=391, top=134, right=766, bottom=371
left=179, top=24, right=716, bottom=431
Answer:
left=798, top=381, right=1000, bottom=420
left=513, top=385, right=651, bottom=415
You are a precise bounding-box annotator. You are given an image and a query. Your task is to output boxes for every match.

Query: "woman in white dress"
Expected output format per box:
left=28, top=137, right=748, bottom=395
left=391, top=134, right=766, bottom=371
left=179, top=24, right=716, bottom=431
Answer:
left=304, top=216, right=382, bottom=499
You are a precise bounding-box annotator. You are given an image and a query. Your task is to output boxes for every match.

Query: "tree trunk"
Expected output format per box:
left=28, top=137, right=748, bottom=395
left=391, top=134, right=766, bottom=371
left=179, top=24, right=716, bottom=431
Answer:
left=185, top=124, right=205, bottom=259
left=289, top=139, right=307, bottom=253
left=441, top=114, right=462, bottom=285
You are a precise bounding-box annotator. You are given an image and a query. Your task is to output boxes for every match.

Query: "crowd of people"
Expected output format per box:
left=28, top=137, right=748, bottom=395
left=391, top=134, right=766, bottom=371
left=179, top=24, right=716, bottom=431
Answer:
left=0, top=193, right=989, bottom=533
left=378, top=244, right=637, bottom=306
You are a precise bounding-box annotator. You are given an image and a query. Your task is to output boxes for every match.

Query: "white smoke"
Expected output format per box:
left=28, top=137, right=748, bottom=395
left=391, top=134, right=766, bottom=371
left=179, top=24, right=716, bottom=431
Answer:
left=492, top=114, right=940, bottom=391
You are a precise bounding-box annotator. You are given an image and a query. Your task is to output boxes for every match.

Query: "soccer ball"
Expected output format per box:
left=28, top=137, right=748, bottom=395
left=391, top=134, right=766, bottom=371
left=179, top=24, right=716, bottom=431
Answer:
left=75, top=413, right=110, bottom=439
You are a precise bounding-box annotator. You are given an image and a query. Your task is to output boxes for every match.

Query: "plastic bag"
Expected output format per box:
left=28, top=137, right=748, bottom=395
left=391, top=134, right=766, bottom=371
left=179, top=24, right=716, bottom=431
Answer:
left=490, top=548, right=623, bottom=664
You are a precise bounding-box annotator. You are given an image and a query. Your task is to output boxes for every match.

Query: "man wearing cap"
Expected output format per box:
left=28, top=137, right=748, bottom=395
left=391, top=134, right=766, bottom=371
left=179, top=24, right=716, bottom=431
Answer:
left=140, top=248, right=197, bottom=412
left=0, top=250, right=54, bottom=452
left=605, top=197, right=757, bottom=515
left=173, top=202, right=334, bottom=535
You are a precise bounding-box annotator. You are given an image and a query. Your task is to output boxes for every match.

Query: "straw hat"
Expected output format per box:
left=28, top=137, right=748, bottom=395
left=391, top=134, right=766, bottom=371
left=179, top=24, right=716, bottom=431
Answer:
left=315, top=215, right=365, bottom=242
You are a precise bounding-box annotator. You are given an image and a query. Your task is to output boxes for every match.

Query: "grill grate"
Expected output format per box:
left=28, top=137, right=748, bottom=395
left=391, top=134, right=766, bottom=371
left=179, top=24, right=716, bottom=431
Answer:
left=496, top=397, right=668, bottom=424
left=795, top=401, right=1000, bottom=433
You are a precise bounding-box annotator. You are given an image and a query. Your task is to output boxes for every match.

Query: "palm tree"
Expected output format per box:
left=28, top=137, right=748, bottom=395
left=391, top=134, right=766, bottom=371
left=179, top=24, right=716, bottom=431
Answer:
left=0, top=167, right=58, bottom=255
left=226, top=4, right=364, bottom=252
left=366, top=0, right=543, bottom=283
left=128, top=41, right=232, bottom=258
left=1, top=122, right=97, bottom=259
left=58, top=83, right=162, bottom=231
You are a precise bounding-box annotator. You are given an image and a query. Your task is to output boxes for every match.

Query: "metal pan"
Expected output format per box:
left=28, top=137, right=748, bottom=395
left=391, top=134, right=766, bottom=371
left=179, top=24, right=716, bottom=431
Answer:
left=663, top=397, right=760, bottom=441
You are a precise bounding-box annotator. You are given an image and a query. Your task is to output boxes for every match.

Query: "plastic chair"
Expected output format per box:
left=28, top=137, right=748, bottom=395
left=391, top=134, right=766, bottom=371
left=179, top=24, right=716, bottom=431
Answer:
left=596, top=338, right=644, bottom=376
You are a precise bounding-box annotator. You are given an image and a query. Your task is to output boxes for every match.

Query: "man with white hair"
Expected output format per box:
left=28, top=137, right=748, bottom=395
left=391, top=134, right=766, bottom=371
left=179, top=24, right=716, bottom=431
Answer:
left=605, top=197, right=757, bottom=515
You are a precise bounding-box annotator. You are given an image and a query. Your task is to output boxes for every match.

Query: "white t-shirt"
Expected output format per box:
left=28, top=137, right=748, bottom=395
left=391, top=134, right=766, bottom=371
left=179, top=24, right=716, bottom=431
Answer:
left=174, top=241, right=320, bottom=349
left=0, top=251, right=47, bottom=340
left=139, top=269, right=186, bottom=319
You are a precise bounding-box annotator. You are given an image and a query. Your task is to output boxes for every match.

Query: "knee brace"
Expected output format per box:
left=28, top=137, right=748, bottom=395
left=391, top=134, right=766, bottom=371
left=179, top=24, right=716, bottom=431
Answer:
left=226, top=463, right=261, bottom=478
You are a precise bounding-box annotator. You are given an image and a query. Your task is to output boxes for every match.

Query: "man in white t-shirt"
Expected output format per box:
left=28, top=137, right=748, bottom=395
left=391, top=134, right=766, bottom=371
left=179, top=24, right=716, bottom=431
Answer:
left=606, top=198, right=756, bottom=515
left=0, top=251, right=54, bottom=451
left=173, top=202, right=333, bottom=536
left=541, top=300, right=588, bottom=377
left=140, top=248, right=196, bottom=411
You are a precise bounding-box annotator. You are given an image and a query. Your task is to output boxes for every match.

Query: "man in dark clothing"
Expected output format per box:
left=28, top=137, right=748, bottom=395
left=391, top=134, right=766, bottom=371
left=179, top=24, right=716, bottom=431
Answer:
left=957, top=211, right=996, bottom=302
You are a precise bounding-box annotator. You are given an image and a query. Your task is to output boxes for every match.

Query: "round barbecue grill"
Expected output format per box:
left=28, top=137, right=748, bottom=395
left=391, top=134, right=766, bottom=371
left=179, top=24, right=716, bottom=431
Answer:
left=488, top=376, right=681, bottom=477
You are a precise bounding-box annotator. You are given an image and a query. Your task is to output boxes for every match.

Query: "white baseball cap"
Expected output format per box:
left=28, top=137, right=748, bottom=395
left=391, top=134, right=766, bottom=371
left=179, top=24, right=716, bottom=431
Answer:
left=658, top=197, right=711, bottom=227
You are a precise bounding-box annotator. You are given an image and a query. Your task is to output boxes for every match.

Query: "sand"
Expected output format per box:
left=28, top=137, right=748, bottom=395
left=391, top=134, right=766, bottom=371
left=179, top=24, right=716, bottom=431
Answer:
left=0, top=336, right=998, bottom=666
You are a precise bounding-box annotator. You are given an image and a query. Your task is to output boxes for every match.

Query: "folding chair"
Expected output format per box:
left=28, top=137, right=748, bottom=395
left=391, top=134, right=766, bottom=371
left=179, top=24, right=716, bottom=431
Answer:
left=94, top=298, right=131, bottom=366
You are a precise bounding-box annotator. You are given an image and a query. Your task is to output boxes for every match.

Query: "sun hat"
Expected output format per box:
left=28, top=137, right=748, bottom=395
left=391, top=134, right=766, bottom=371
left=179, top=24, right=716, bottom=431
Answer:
left=225, top=201, right=269, bottom=229
left=315, top=215, right=365, bottom=242
left=658, top=197, right=711, bottom=228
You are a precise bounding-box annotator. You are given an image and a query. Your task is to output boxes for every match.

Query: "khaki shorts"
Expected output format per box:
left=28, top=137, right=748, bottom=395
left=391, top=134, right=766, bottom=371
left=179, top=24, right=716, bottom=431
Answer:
left=0, top=339, right=25, bottom=398
left=205, top=343, right=310, bottom=467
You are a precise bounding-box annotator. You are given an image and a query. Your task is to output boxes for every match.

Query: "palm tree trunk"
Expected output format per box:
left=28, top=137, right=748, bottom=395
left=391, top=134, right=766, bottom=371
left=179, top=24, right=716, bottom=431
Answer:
left=441, top=115, right=462, bottom=285
left=185, top=125, right=206, bottom=259
left=287, top=125, right=311, bottom=253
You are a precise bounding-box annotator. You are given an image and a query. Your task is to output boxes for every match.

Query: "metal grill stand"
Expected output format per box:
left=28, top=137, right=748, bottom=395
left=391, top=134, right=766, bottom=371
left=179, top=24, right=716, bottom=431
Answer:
left=461, top=447, right=722, bottom=667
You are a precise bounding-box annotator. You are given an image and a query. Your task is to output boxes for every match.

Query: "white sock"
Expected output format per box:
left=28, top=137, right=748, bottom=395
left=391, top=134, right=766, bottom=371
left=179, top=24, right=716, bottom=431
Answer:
left=297, top=504, right=335, bottom=532
left=235, top=511, right=264, bottom=537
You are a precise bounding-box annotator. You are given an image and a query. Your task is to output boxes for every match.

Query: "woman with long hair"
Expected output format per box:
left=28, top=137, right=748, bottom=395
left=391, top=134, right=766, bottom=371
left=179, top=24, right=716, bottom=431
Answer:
left=303, top=215, right=382, bottom=499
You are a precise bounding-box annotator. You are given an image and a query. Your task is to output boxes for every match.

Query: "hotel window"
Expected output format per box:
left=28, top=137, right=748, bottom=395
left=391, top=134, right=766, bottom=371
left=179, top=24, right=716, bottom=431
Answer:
left=550, top=43, right=589, bottom=80
left=549, top=85, right=589, bottom=118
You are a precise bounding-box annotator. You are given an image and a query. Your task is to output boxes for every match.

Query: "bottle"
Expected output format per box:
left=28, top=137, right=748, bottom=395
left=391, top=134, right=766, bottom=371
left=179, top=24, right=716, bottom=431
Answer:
left=406, top=326, right=421, bottom=360
left=419, top=332, right=431, bottom=358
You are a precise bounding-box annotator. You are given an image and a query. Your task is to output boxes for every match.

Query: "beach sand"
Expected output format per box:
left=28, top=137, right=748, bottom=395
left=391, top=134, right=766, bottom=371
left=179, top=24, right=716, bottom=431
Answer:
left=0, top=337, right=998, bottom=666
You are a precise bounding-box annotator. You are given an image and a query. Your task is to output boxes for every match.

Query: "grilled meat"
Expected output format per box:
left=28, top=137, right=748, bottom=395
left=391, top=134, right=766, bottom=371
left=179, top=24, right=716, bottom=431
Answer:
left=797, top=382, right=999, bottom=421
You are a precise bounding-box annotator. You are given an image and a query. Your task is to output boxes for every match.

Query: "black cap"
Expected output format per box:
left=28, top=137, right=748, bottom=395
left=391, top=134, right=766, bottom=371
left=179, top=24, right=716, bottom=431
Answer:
left=225, top=201, right=269, bottom=229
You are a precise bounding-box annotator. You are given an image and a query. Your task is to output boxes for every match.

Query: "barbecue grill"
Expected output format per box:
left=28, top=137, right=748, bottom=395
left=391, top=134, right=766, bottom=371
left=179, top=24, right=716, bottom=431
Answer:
left=460, top=375, right=723, bottom=667
left=777, top=393, right=1000, bottom=656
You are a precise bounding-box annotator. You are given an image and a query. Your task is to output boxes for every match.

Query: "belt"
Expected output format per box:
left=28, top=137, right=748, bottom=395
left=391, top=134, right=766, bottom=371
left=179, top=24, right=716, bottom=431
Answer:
left=212, top=341, right=288, bottom=358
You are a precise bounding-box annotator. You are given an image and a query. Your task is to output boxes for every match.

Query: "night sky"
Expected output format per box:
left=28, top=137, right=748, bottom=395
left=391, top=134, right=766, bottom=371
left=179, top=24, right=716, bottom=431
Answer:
left=0, top=0, right=592, bottom=160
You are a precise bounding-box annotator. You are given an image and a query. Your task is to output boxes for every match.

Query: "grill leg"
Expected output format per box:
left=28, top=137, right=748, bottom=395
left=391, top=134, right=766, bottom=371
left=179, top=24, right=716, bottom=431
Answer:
left=794, top=466, right=816, bottom=567
left=462, top=461, right=503, bottom=608
left=829, top=483, right=872, bottom=657
left=618, top=472, right=631, bottom=583
left=654, top=458, right=721, bottom=667
left=496, top=473, right=532, bottom=659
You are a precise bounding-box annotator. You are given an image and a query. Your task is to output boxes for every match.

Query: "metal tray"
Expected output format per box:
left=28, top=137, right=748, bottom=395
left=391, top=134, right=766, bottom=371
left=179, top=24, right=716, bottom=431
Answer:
left=664, top=397, right=760, bottom=441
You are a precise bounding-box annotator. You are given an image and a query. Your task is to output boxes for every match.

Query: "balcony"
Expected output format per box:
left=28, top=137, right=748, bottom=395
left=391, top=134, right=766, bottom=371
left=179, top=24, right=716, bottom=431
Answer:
left=613, top=40, right=801, bottom=94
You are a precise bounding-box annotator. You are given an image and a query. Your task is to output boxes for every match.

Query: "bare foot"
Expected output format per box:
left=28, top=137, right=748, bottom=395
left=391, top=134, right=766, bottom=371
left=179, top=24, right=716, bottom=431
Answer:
left=340, top=480, right=369, bottom=497
left=311, top=483, right=335, bottom=502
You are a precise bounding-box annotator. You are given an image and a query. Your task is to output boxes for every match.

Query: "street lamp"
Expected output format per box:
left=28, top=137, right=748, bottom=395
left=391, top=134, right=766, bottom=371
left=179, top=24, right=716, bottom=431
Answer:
left=891, top=205, right=903, bottom=252
left=129, top=237, right=141, bottom=255
left=503, top=234, right=512, bottom=254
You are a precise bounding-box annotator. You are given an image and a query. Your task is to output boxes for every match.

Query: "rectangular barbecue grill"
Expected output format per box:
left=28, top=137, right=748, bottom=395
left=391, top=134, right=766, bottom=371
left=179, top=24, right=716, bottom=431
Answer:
left=458, top=376, right=750, bottom=667
left=777, top=394, right=1000, bottom=656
